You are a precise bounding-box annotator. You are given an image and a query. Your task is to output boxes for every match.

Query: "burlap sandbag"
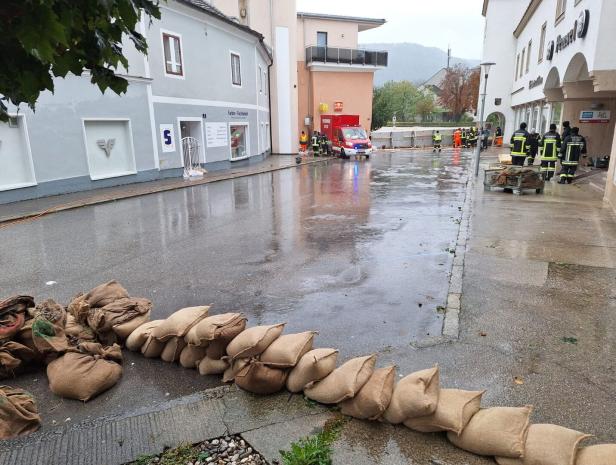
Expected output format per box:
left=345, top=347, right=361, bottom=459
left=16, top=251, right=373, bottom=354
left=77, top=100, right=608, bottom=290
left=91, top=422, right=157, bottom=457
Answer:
left=125, top=320, right=163, bottom=351
left=304, top=354, right=376, bottom=404
left=447, top=406, right=533, bottom=458
left=404, top=389, right=484, bottom=434
left=0, top=341, right=37, bottom=379
left=383, top=366, right=440, bottom=424
left=576, top=444, right=616, bottom=465
left=65, top=314, right=96, bottom=342
left=31, top=315, right=69, bottom=358
left=235, top=360, right=288, bottom=395
left=260, top=331, right=316, bottom=368
left=47, top=343, right=123, bottom=401
left=286, top=348, right=339, bottom=393
left=33, top=299, right=67, bottom=327
left=495, top=424, right=591, bottom=465
left=222, top=357, right=251, bottom=382
left=198, top=356, right=230, bottom=376
left=68, top=281, right=129, bottom=323
left=150, top=306, right=210, bottom=342
left=0, top=386, right=41, bottom=439
left=87, top=297, right=152, bottom=343
left=0, top=295, right=33, bottom=341
left=185, top=313, right=246, bottom=346
left=340, top=366, right=396, bottom=420
left=226, top=323, right=285, bottom=360
left=141, top=334, right=166, bottom=358
left=179, top=345, right=207, bottom=368
left=160, top=337, right=186, bottom=363
left=205, top=339, right=231, bottom=360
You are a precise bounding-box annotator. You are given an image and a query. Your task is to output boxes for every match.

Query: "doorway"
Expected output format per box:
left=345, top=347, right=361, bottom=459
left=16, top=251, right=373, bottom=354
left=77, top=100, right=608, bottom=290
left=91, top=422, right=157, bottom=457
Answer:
left=178, top=118, right=205, bottom=170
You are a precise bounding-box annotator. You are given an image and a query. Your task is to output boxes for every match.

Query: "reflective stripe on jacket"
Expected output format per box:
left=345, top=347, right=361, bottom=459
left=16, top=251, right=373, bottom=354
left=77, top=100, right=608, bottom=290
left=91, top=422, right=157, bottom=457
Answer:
left=540, top=132, right=561, bottom=161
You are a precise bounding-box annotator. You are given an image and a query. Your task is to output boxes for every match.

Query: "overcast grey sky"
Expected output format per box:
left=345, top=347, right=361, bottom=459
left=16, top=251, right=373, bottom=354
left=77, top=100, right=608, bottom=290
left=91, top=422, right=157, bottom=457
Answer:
left=297, top=0, right=485, bottom=59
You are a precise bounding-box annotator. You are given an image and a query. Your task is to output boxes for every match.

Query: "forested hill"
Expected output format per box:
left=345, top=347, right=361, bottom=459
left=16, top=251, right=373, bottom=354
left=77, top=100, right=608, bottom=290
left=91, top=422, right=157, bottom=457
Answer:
left=362, top=42, right=480, bottom=86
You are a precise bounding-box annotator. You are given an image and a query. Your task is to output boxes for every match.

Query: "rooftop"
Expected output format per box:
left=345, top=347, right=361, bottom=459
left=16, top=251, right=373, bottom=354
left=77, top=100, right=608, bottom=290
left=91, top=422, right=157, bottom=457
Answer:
left=297, top=11, right=386, bottom=32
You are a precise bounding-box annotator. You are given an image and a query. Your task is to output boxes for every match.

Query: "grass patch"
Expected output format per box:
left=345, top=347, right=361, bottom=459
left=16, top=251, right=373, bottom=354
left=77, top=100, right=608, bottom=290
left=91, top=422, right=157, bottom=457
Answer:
left=279, top=417, right=346, bottom=465
left=129, top=443, right=198, bottom=465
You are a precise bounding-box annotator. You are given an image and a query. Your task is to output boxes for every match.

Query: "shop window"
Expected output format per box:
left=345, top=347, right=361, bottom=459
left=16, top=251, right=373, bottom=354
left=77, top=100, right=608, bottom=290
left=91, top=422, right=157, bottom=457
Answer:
left=231, top=53, right=242, bottom=87
left=556, top=0, right=567, bottom=23
left=526, top=40, right=532, bottom=73
left=538, top=22, right=547, bottom=63
left=162, top=32, right=183, bottom=77
left=230, top=124, right=248, bottom=159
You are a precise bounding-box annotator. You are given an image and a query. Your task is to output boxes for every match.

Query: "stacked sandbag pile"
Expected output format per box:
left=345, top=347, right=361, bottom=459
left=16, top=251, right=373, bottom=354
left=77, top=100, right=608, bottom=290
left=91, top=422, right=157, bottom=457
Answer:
left=126, top=306, right=209, bottom=363
left=184, top=313, right=246, bottom=374
left=67, top=281, right=152, bottom=345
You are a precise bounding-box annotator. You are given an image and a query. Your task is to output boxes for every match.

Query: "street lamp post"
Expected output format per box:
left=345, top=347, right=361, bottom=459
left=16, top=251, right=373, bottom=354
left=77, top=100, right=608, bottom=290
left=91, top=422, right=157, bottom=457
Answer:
left=474, top=62, right=496, bottom=177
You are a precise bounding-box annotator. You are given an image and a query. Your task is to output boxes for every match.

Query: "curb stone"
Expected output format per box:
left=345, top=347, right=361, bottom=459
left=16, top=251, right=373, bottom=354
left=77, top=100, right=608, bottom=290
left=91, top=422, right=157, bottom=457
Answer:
left=442, top=171, right=475, bottom=340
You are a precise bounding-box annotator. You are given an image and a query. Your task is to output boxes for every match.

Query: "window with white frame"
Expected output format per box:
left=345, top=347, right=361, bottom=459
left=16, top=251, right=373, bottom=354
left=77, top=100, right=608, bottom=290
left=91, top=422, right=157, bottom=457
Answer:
left=520, top=48, right=525, bottom=78
left=258, top=66, right=263, bottom=93
left=515, top=54, right=520, bottom=81
left=556, top=0, right=567, bottom=22
left=162, top=32, right=183, bottom=77
left=526, top=40, right=532, bottom=73
left=538, top=22, right=547, bottom=63
left=231, top=53, right=242, bottom=86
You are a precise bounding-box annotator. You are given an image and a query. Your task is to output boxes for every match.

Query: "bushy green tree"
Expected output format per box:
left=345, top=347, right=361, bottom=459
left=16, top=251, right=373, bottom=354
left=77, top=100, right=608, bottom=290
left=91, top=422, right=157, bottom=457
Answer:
left=0, top=0, right=161, bottom=121
left=372, top=81, right=432, bottom=129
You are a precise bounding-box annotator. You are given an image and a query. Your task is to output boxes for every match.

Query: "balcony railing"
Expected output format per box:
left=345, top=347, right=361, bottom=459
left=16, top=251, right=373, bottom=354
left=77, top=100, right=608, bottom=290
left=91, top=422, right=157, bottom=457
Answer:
left=305, top=46, right=388, bottom=67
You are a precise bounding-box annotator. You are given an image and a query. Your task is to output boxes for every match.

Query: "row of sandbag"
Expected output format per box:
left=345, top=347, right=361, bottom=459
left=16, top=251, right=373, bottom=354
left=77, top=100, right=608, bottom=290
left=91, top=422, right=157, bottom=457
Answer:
left=125, top=310, right=616, bottom=465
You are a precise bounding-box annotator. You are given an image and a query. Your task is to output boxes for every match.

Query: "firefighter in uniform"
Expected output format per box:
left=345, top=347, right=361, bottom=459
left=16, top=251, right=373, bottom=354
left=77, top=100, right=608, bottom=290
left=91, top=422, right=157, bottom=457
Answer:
left=311, top=131, right=320, bottom=156
left=461, top=129, right=468, bottom=148
left=539, top=124, right=561, bottom=180
left=510, top=122, right=530, bottom=166
left=299, top=131, right=309, bottom=153
left=432, top=130, right=442, bottom=152
left=468, top=127, right=478, bottom=148
left=527, top=129, right=540, bottom=166
left=559, top=127, right=586, bottom=184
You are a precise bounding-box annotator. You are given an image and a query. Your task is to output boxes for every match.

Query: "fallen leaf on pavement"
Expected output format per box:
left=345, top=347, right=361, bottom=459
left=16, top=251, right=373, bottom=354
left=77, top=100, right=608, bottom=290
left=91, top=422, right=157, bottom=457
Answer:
left=479, top=331, right=487, bottom=337
left=514, top=376, right=524, bottom=385
left=561, top=336, right=578, bottom=344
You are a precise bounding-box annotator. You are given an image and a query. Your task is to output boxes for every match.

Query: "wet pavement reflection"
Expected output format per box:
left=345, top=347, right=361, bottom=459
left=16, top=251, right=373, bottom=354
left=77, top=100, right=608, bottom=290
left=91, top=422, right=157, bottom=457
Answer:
left=0, top=149, right=471, bottom=426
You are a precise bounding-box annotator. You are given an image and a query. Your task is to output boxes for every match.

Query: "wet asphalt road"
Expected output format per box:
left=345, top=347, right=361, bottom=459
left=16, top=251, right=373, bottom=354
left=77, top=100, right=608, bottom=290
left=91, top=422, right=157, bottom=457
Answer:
left=0, top=149, right=471, bottom=427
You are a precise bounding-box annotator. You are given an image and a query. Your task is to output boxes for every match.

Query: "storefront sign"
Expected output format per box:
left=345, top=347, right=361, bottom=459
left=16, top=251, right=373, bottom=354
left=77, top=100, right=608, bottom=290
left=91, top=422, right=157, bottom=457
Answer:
left=159, top=124, right=176, bottom=152
left=334, top=101, right=343, bottom=112
left=529, top=76, right=543, bottom=89
left=205, top=122, right=228, bottom=147
left=548, top=9, right=590, bottom=60
left=228, top=110, right=249, bottom=119
left=579, top=110, right=610, bottom=123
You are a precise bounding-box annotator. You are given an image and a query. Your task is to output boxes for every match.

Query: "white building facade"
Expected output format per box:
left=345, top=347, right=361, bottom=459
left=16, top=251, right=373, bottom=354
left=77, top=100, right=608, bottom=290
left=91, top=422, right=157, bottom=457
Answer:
left=481, top=0, right=616, bottom=208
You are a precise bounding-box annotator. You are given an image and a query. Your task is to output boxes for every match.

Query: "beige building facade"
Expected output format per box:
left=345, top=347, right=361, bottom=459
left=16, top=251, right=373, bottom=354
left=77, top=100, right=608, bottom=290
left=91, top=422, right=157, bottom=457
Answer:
left=207, top=2, right=387, bottom=153
left=296, top=13, right=387, bottom=136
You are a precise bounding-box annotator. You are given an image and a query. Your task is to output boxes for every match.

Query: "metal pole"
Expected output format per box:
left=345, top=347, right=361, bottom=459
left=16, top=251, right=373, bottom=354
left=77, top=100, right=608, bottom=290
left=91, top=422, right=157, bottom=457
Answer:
left=474, top=72, right=489, bottom=176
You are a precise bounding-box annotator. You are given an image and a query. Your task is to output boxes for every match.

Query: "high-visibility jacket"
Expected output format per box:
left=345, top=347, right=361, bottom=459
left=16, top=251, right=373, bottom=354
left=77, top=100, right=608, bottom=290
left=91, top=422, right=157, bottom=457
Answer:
left=540, top=131, right=561, bottom=161
left=433, top=134, right=442, bottom=143
left=311, top=135, right=319, bottom=147
left=510, top=129, right=530, bottom=156
left=300, top=133, right=309, bottom=144
left=560, top=134, right=586, bottom=165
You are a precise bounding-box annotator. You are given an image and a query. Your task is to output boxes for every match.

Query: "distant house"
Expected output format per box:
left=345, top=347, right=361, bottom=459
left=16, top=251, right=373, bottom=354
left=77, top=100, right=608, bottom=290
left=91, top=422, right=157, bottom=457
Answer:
left=418, top=68, right=451, bottom=122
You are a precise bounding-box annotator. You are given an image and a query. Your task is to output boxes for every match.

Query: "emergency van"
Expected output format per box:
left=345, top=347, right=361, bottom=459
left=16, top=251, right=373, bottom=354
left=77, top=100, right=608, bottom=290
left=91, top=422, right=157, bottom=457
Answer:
left=320, top=115, right=372, bottom=158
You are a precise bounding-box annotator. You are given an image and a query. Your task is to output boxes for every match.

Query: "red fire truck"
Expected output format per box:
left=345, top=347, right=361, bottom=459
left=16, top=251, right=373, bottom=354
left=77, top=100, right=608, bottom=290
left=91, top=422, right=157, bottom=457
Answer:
left=320, top=115, right=372, bottom=159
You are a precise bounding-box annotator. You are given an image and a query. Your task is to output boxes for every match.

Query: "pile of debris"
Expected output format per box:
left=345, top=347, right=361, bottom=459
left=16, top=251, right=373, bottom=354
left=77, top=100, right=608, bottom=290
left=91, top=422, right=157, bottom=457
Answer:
left=493, top=167, right=543, bottom=189
left=1, top=283, right=615, bottom=465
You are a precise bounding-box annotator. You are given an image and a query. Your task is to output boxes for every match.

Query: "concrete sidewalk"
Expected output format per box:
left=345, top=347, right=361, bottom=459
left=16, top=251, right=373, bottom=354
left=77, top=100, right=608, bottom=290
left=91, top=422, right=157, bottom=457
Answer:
left=0, top=155, right=330, bottom=225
